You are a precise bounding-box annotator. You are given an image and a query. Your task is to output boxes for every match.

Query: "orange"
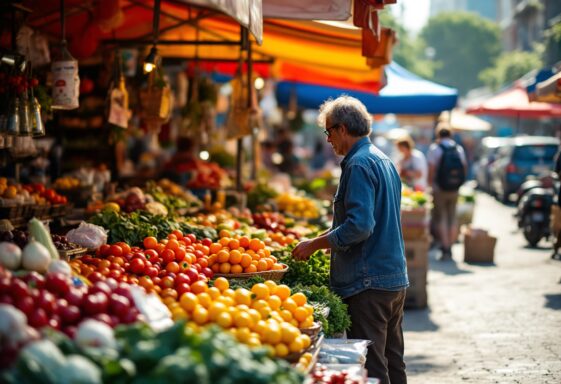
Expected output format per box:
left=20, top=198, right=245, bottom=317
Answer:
left=257, top=259, right=268, bottom=272
left=282, top=298, right=298, bottom=313
left=234, top=311, right=253, bottom=328
left=291, top=292, right=307, bottom=307
left=234, top=288, right=252, bottom=306
left=300, top=316, right=314, bottom=328
left=303, top=304, right=314, bottom=316
left=293, top=307, right=308, bottom=322
left=275, top=343, right=289, bottom=357
left=208, top=301, right=227, bottom=321
left=300, top=334, right=311, bottom=349
left=251, top=299, right=269, bottom=311
left=281, top=324, right=300, bottom=344
left=235, top=327, right=251, bottom=343
left=191, top=281, right=209, bottom=294
left=229, top=250, right=242, bottom=264
left=251, top=283, right=270, bottom=300
left=192, top=305, right=209, bottom=325
left=217, top=250, right=230, bottom=263
left=263, top=257, right=274, bottom=270
left=143, top=236, right=158, bottom=250
left=211, top=264, right=220, bottom=273
left=264, top=323, right=282, bottom=344
left=257, top=306, right=272, bottom=320
left=244, top=264, right=257, bottom=273
left=239, top=236, right=250, bottom=249
left=216, top=311, right=233, bottom=328
left=249, top=238, right=264, bottom=252
left=218, top=229, right=231, bottom=238
left=219, top=262, right=231, bottom=274
left=171, top=307, right=187, bottom=321
left=208, top=287, right=221, bottom=300
left=166, top=239, right=180, bottom=252
left=207, top=254, right=218, bottom=266
left=219, top=237, right=231, bottom=247
left=230, top=264, right=243, bottom=274
left=267, top=295, right=282, bottom=311
left=289, top=337, right=304, bottom=353
left=247, top=308, right=262, bottom=324
left=213, top=277, right=229, bottom=291
left=274, top=285, right=291, bottom=301
left=197, top=292, right=212, bottom=308
left=280, top=309, right=293, bottom=322
left=272, top=263, right=284, bottom=271
left=223, top=288, right=236, bottom=299
left=209, top=243, right=222, bottom=254
left=247, top=337, right=261, bottom=348
left=228, top=239, right=240, bottom=250
left=264, top=280, right=277, bottom=294
left=254, top=320, right=269, bottom=337
left=240, top=254, right=252, bottom=268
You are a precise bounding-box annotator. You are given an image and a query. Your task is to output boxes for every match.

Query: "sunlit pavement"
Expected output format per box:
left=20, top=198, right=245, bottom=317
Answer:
left=403, top=192, right=561, bottom=384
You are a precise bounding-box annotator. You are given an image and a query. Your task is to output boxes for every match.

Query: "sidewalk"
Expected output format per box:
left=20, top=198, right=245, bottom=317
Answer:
left=403, top=193, right=561, bottom=383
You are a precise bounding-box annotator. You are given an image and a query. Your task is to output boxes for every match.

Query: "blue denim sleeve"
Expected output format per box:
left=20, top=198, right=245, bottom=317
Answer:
left=327, top=164, right=376, bottom=252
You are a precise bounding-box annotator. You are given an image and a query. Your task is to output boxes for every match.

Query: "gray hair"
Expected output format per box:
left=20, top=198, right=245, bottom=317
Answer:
left=317, top=95, right=372, bottom=137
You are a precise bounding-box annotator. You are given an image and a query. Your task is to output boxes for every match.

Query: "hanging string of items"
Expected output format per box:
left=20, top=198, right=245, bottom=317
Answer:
left=51, top=0, right=80, bottom=110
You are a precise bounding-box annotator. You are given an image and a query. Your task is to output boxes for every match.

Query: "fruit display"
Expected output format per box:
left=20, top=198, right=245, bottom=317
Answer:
left=252, top=212, right=301, bottom=239
left=53, top=177, right=82, bottom=190
left=0, top=230, right=80, bottom=252
left=274, top=246, right=330, bottom=288
left=401, top=187, right=429, bottom=208
left=23, top=183, right=68, bottom=205
left=275, top=192, right=321, bottom=219
left=147, top=179, right=203, bottom=213
left=207, top=233, right=286, bottom=274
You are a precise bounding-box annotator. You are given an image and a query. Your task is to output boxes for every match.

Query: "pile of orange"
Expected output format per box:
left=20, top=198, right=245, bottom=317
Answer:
left=207, top=231, right=285, bottom=274
left=164, top=277, right=314, bottom=357
left=267, top=232, right=297, bottom=248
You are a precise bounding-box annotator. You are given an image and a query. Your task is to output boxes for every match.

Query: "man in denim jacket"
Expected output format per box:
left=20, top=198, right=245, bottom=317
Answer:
left=293, top=96, right=409, bottom=384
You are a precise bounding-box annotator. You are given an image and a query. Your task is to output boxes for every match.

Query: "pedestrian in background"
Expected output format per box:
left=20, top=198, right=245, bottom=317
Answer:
left=292, top=96, right=408, bottom=384
left=427, top=123, right=467, bottom=260
left=395, top=135, right=428, bottom=191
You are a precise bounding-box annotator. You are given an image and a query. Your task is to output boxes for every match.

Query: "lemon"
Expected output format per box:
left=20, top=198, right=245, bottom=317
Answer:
left=103, top=202, right=121, bottom=213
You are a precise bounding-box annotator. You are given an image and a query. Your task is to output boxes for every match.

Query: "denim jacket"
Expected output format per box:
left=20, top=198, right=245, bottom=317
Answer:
left=327, top=137, right=409, bottom=298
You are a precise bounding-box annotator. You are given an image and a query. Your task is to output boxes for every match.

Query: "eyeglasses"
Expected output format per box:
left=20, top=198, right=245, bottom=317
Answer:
left=323, top=124, right=340, bottom=137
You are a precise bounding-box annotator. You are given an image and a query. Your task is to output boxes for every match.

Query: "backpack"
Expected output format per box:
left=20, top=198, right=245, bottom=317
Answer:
left=436, top=143, right=466, bottom=191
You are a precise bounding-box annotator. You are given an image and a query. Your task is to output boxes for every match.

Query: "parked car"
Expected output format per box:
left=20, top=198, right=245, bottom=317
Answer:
left=489, top=136, right=560, bottom=202
left=474, top=137, right=513, bottom=192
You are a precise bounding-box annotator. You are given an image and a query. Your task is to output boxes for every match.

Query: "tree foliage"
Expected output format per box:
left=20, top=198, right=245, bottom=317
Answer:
left=543, top=22, right=561, bottom=67
left=480, top=48, right=544, bottom=90
left=420, top=12, right=502, bottom=95
left=378, top=10, right=434, bottom=79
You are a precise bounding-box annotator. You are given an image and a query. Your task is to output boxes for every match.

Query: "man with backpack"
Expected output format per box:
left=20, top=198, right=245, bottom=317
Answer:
left=427, top=123, right=468, bottom=260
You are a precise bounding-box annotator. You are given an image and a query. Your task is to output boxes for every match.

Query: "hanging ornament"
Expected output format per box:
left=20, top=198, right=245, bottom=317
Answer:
left=51, top=0, right=80, bottom=110
left=107, top=50, right=130, bottom=130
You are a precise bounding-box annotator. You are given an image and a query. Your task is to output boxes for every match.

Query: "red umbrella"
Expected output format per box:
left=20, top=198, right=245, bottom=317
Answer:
left=466, top=85, right=561, bottom=119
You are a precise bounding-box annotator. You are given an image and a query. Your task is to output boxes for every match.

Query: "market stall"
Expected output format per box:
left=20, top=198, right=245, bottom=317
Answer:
left=0, top=0, right=406, bottom=382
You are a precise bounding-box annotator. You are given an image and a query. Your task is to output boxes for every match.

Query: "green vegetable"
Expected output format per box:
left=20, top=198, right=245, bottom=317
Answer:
left=292, top=285, right=351, bottom=337
left=28, top=218, right=59, bottom=260
left=275, top=245, right=330, bottom=288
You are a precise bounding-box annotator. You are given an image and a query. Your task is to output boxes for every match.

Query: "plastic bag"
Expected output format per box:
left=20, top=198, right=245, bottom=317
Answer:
left=319, top=339, right=371, bottom=365
left=66, top=222, right=107, bottom=249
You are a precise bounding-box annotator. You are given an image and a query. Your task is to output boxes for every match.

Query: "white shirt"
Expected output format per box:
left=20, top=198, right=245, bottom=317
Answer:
left=399, top=148, right=428, bottom=190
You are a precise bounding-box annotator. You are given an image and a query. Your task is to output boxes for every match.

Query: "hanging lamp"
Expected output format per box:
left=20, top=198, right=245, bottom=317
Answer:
left=51, top=0, right=80, bottom=110
left=143, top=0, right=161, bottom=74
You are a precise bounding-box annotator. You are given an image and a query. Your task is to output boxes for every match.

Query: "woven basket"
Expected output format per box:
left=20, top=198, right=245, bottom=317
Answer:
left=300, top=321, right=322, bottom=343
left=59, top=245, right=88, bottom=261
left=214, top=264, right=288, bottom=283
left=31, top=204, right=51, bottom=219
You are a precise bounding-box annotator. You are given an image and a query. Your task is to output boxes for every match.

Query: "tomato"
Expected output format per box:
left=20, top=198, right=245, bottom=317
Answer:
left=59, top=305, right=81, bottom=324
left=194, top=250, right=204, bottom=260
left=202, top=267, right=214, bottom=279
left=88, top=271, right=103, bottom=283
left=28, top=308, right=49, bottom=327
left=98, top=267, right=110, bottom=276
left=145, top=266, right=159, bottom=278
left=108, top=270, right=122, bottom=280
left=201, top=238, right=212, bottom=247
left=160, top=288, right=178, bottom=300
left=64, top=287, right=84, bottom=306
left=98, top=244, right=112, bottom=257
left=45, top=273, right=71, bottom=296
left=83, top=292, right=109, bottom=315
left=138, top=276, right=154, bottom=292
left=115, top=242, right=131, bottom=255
left=160, top=276, right=175, bottom=289
left=97, top=259, right=111, bottom=269
left=109, top=293, right=131, bottom=319
left=197, top=258, right=208, bottom=269
left=176, top=283, right=191, bottom=296
left=182, top=236, right=192, bottom=247
left=143, top=236, right=158, bottom=250
left=166, top=262, right=180, bottom=274
left=193, top=264, right=202, bottom=272
left=144, top=249, right=159, bottom=262
left=175, top=273, right=191, bottom=287
left=130, top=258, right=146, bottom=275
left=161, top=249, right=175, bottom=265
left=15, top=296, right=34, bottom=316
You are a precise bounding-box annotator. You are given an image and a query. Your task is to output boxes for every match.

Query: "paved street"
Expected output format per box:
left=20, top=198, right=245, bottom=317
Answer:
left=403, top=193, right=561, bottom=384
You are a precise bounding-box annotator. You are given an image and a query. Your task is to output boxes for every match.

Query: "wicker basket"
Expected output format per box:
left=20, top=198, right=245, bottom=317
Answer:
left=299, top=321, right=322, bottom=343
left=0, top=204, right=23, bottom=220
left=31, top=204, right=51, bottom=219
left=214, top=264, right=288, bottom=283
left=50, top=203, right=71, bottom=218
left=59, top=245, right=88, bottom=261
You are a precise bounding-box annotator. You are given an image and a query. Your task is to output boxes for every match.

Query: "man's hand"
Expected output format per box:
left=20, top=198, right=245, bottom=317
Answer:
left=292, top=239, right=317, bottom=261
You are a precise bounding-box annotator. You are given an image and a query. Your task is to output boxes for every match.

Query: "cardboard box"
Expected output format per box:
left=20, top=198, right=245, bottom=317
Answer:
left=401, top=207, right=430, bottom=227
left=405, top=266, right=427, bottom=309
left=463, top=228, right=497, bottom=263
left=402, top=226, right=429, bottom=240
left=404, top=238, right=430, bottom=268
left=550, top=205, right=561, bottom=234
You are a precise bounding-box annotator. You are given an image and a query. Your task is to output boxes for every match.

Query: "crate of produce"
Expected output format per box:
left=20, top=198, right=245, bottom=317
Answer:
left=57, top=185, right=95, bottom=208
left=0, top=203, right=24, bottom=220
left=50, top=203, right=72, bottom=218
left=404, top=238, right=430, bottom=268
left=401, top=207, right=430, bottom=227
left=405, top=266, right=427, bottom=309
left=30, top=204, right=51, bottom=220
left=401, top=225, right=429, bottom=241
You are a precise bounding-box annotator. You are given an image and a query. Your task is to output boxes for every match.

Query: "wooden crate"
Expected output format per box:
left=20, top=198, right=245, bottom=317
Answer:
left=405, top=266, right=427, bottom=309
left=404, top=238, right=430, bottom=268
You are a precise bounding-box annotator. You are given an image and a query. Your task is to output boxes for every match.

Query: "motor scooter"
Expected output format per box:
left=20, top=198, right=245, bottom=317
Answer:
left=515, top=173, right=559, bottom=247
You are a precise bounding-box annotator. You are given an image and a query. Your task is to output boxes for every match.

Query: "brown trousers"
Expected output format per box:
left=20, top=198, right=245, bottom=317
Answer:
left=344, top=289, right=407, bottom=384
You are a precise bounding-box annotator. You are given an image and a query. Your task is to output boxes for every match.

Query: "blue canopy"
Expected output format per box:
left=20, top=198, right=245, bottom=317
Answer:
left=276, top=62, right=458, bottom=114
